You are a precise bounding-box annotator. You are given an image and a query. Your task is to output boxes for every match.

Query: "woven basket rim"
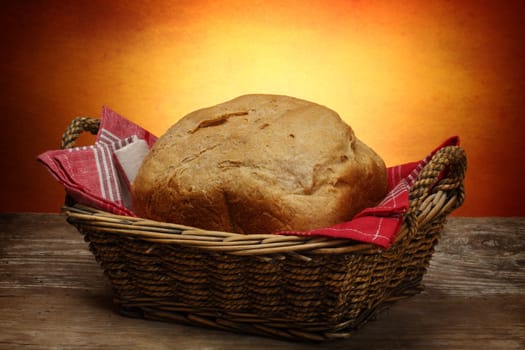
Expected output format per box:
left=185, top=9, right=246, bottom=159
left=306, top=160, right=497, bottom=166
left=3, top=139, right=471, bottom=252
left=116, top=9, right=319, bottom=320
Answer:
left=64, top=185, right=461, bottom=257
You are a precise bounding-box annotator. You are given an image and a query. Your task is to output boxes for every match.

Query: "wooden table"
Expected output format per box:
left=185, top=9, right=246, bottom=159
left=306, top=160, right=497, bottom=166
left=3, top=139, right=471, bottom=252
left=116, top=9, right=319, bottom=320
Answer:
left=1, top=214, right=523, bottom=349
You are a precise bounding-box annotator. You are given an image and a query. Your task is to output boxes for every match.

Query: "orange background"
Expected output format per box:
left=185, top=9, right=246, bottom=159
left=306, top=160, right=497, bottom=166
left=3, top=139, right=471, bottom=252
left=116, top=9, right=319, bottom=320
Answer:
left=1, top=1, right=524, bottom=216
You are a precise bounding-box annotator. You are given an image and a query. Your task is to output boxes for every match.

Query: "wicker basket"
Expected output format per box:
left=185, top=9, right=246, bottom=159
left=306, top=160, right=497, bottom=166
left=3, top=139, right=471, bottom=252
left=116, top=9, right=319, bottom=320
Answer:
left=62, top=117, right=466, bottom=341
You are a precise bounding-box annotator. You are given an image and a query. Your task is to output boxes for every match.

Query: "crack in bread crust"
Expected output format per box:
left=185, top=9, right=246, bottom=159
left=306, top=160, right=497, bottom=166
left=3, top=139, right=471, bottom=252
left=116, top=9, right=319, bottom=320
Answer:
left=189, top=111, right=249, bottom=134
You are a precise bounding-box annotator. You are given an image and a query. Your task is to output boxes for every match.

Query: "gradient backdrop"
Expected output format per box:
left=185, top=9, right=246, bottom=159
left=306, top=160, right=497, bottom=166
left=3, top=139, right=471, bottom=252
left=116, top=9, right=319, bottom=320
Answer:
left=1, top=1, right=524, bottom=216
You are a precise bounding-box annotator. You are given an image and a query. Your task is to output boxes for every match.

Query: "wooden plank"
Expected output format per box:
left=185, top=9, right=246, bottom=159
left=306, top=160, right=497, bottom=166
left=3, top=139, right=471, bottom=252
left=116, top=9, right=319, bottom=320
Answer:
left=426, top=217, right=525, bottom=295
left=0, top=214, right=524, bottom=349
left=0, top=213, right=100, bottom=290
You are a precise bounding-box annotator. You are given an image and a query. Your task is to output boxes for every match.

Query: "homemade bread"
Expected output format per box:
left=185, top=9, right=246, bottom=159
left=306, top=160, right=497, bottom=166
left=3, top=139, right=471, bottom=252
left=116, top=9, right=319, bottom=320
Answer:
left=131, top=94, right=388, bottom=234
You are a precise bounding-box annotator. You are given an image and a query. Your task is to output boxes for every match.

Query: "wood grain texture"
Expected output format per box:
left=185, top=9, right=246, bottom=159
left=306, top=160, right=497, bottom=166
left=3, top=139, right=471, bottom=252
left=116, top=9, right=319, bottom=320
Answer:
left=1, top=214, right=524, bottom=349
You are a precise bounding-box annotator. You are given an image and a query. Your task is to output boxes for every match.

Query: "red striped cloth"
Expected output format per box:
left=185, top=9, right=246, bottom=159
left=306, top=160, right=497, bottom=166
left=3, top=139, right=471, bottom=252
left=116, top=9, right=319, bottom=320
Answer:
left=37, top=107, right=157, bottom=216
left=38, top=108, right=458, bottom=248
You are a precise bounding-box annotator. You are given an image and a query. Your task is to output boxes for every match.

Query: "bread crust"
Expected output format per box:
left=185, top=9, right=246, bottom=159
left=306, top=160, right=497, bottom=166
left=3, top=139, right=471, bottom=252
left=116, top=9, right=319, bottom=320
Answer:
left=131, top=94, right=388, bottom=234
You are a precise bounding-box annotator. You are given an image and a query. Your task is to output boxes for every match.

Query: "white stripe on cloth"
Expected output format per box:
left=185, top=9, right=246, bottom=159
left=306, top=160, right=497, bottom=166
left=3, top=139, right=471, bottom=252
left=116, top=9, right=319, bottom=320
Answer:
left=95, top=144, right=117, bottom=203
left=93, top=146, right=107, bottom=199
left=372, top=217, right=384, bottom=242
left=309, top=226, right=391, bottom=242
left=99, top=129, right=121, bottom=144
left=375, top=180, right=408, bottom=209
left=104, top=144, right=121, bottom=203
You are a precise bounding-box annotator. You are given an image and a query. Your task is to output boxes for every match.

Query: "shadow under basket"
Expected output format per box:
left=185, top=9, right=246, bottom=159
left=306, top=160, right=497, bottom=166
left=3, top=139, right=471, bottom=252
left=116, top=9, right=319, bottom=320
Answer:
left=62, top=117, right=467, bottom=341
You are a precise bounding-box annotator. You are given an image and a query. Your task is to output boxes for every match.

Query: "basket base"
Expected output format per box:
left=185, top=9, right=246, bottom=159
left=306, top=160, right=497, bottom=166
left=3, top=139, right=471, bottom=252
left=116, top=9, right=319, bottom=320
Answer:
left=115, top=283, right=424, bottom=342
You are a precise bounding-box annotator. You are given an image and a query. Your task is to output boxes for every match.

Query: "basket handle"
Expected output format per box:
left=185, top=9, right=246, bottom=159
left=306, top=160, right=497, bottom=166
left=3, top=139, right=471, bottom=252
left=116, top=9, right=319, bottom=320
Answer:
left=406, top=145, right=467, bottom=230
left=61, top=117, right=100, bottom=149
left=60, top=117, right=100, bottom=207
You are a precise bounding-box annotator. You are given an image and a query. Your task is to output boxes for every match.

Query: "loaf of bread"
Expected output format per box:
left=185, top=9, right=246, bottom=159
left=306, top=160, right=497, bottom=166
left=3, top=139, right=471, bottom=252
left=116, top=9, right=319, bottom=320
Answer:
left=131, top=94, right=388, bottom=234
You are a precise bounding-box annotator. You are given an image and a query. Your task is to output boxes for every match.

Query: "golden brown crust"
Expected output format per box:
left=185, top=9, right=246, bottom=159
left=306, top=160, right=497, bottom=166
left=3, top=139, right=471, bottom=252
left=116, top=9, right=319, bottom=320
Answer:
left=131, top=94, right=388, bottom=234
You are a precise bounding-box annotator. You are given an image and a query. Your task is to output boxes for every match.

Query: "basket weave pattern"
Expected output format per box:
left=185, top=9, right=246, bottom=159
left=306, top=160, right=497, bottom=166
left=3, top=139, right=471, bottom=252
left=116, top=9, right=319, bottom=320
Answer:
left=63, top=117, right=466, bottom=341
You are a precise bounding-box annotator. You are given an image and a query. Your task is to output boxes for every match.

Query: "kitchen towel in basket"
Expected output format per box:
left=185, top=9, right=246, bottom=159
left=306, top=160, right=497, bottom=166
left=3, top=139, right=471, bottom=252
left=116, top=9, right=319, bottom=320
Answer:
left=37, top=107, right=459, bottom=248
left=38, top=107, right=157, bottom=216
